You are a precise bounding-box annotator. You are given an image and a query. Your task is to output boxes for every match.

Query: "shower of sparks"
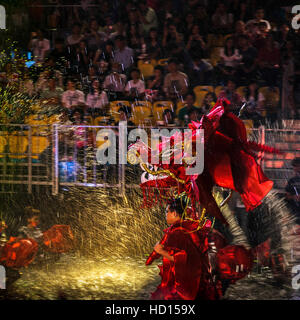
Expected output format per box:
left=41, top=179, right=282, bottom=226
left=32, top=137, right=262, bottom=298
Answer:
left=11, top=256, right=161, bottom=300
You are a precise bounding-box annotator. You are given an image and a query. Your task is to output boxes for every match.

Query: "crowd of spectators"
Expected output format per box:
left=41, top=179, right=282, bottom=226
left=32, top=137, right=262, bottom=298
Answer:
left=1, top=0, right=300, bottom=127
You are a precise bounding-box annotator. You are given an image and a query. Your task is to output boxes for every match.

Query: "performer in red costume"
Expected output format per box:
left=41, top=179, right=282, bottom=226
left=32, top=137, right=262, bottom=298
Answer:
left=150, top=198, right=222, bottom=300
left=194, top=97, right=279, bottom=220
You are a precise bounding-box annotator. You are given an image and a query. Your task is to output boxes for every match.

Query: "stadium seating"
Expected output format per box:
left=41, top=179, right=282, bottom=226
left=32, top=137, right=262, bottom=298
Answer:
left=24, top=114, right=50, bottom=135
left=109, top=101, right=131, bottom=122
left=209, top=47, right=222, bottom=67
left=152, top=101, right=174, bottom=122
left=8, top=133, right=28, bottom=161
left=131, top=101, right=152, bottom=125
left=137, top=60, right=154, bottom=79
left=0, top=135, right=6, bottom=161
left=157, top=58, right=169, bottom=66
left=31, top=136, right=49, bottom=161
left=193, top=86, right=214, bottom=107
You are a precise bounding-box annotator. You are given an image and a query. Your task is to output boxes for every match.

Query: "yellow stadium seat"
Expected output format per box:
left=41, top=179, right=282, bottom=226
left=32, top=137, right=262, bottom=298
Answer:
left=31, top=136, right=50, bottom=160
left=131, top=106, right=152, bottom=126
left=242, top=119, right=254, bottom=137
left=47, top=114, right=61, bottom=124
left=0, top=135, right=7, bottom=159
left=176, top=101, right=187, bottom=114
left=131, top=100, right=152, bottom=109
left=84, top=115, right=94, bottom=125
left=24, top=114, right=50, bottom=135
left=214, top=86, right=225, bottom=98
left=8, top=134, right=28, bottom=160
left=109, top=101, right=131, bottom=122
left=192, top=91, right=207, bottom=108
left=153, top=101, right=174, bottom=122
left=210, top=47, right=222, bottom=67
left=150, top=59, right=158, bottom=67
left=193, top=85, right=214, bottom=93
left=94, top=116, right=110, bottom=126
left=157, top=58, right=169, bottom=66
left=138, top=61, right=154, bottom=79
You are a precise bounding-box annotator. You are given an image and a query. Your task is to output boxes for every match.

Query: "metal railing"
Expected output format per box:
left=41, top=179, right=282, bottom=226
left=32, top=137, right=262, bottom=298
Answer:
left=0, top=124, right=299, bottom=195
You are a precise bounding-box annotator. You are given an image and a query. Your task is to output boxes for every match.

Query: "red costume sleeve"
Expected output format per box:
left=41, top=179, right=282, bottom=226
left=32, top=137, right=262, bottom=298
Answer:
left=152, top=222, right=219, bottom=300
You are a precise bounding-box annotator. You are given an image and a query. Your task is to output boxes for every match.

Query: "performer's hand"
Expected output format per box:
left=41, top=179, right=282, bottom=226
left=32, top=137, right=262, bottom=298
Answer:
left=154, top=242, right=164, bottom=254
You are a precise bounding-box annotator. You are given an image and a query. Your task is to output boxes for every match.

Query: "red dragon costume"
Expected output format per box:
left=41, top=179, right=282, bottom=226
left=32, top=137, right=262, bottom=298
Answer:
left=129, top=98, right=280, bottom=224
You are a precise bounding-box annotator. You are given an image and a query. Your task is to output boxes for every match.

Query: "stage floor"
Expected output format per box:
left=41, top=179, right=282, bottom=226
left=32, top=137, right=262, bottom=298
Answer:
left=0, top=253, right=295, bottom=300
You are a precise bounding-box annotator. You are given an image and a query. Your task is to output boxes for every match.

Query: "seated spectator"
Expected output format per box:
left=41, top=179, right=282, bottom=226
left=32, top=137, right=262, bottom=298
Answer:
left=163, top=58, right=189, bottom=101
left=35, top=70, right=50, bottom=94
left=246, top=7, right=271, bottom=32
left=125, top=68, right=145, bottom=100
left=194, top=5, right=209, bottom=36
left=181, top=11, right=196, bottom=42
left=40, top=78, right=64, bottom=114
left=147, top=65, right=165, bottom=101
left=81, top=65, right=99, bottom=93
left=85, top=19, right=106, bottom=50
left=236, top=34, right=258, bottom=85
left=66, top=23, right=84, bottom=47
left=245, top=21, right=260, bottom=44
left=72, top=39, right=89, bottom=75
left=231, top=2, right=251, bottom=22
left=93, top=40, right=115, bottom=65
left=19, top=72, right=35, bottom=97
left=62, top=78, right=85, bottom=110
left=188, top=54, right=213, bottom=87
left=253, top=21, right=270, bottom=50
left=285, top=158, right=300, bottom=224
left=186, top=25, right=207, bottom=58
left=162, top=21, right=184, bottom=51
left=49, top=38, right=69, bottom=71
left=167, top=42, right=193, bottom=71
left=43, top=57, right=64, bottom=87
left=137, top=0, right=158, bottom=35
left=218, top=79, right=242, bottom=115
left=231, top=20, right=247, bottom=46
left=241, top=80, right=265, bottom=126
left=178, top=92, right=199, bottom=125
left=70, top=108, right=88, bottom=150
left=86, top=79, right=109, bottom=116
left=200, top=92, right=216, bottom=115
left=94, top=60, right=109, bottom=83
left=115, top=106, right=135, bottom=126
left=103, top=62, right=127, bottom=100
left=211, top=2, right=233, bottom=34
left=257, top=35, right=280, bottom=86
left=109, top=21, right=127, bottom=42
left=218, top=36, right=242, bottom=83
left=145, top=28, right=162, bottom=60
left=113, top=35, right=135, bottom=72
left=28, top=29, right=50, bottom=64
left=127, top=23, right=145, bottom=55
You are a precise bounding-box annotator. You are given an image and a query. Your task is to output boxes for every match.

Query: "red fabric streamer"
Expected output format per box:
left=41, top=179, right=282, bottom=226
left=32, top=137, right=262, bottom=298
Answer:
left=43, top=225, right=74, bottom=253
left=0, top=237, right=38, bottom=268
